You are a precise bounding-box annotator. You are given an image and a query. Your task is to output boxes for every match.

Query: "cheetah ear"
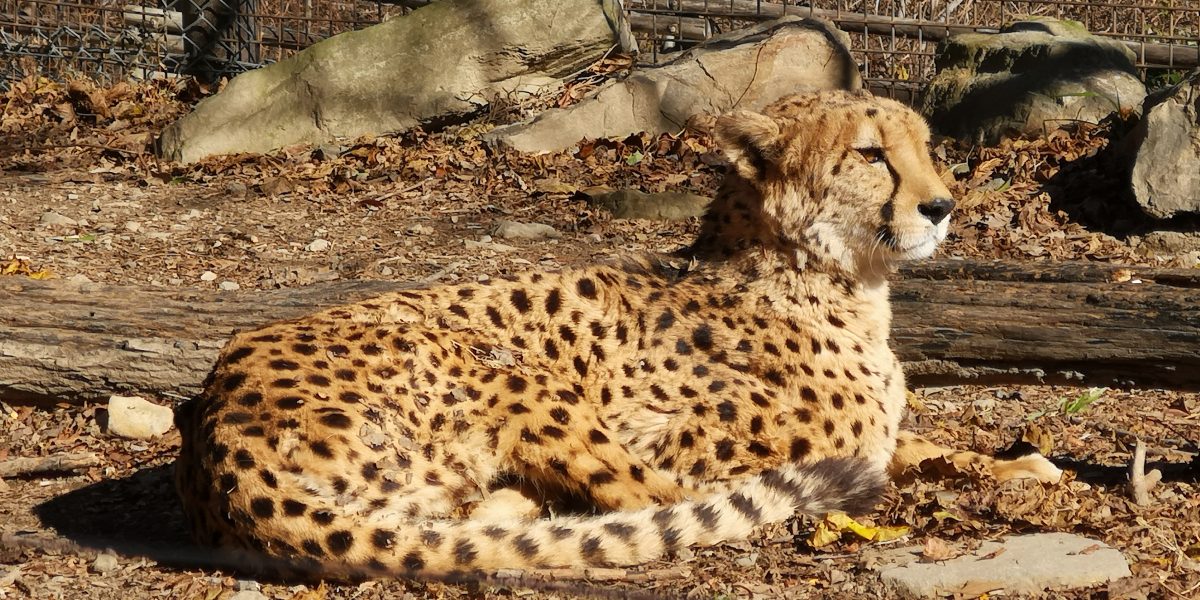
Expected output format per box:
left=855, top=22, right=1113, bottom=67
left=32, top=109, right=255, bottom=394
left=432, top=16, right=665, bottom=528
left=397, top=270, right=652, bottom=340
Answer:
left=714, top=110, right=781, bottom=181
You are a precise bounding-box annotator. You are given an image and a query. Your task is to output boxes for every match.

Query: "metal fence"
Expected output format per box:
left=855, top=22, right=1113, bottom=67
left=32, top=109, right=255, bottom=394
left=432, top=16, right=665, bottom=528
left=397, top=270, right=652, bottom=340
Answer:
left=629, top=1, right=1200, bottom=102
left=2, top=0, right=1198, bottom=97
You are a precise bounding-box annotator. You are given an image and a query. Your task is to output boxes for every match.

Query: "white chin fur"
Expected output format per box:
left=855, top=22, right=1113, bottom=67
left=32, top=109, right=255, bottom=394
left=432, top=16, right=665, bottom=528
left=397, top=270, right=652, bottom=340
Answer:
left=894, top=221, right=948, bottom=260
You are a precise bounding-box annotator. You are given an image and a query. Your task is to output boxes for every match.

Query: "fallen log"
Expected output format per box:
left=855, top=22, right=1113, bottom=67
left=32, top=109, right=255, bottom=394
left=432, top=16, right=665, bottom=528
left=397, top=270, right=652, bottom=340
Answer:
left=1, top=259, right=1197, bottom=405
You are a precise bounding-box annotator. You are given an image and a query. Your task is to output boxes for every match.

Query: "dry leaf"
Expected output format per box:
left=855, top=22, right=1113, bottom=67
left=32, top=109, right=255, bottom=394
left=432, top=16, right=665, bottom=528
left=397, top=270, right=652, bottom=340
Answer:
left=809, top=513, right=910, bottom=548
left=1, top=258, right=54, bottom=280
left=920, top=537, right=959, bottom=562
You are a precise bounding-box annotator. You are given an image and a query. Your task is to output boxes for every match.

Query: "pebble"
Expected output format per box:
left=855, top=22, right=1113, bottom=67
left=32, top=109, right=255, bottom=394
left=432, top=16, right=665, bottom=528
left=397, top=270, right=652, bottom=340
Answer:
left=105, top=395, right=175, bottom=439
left=228, top=592, right=268, bottom=600
left=734, top=552, right=759, bottom=568
left=66, top=274, right=93, bottom=284
left=224, top=181, right=249, bottom=198
left=91, top=552, right=120, bottom=574
left=235, top=579, right=261, bottom=592
left=305, top=238, right=331, bottom=252
left=492, top=220, right=560, bottom=240
left=124, top=221, right=142, bottom=233
left=199, top=271, right=218, bottom=282
left=218, top=281, right=241, bottom=291
left=39, top=211, right=77, bottom=226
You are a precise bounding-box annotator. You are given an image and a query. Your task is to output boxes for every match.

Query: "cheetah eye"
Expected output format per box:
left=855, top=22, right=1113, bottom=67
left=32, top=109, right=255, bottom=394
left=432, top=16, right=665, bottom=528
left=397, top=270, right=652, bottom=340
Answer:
left=857, top=147, right=885, bottom=164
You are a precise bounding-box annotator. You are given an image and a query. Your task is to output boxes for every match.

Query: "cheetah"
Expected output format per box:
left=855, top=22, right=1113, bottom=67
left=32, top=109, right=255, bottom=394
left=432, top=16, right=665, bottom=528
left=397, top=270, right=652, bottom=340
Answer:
left=175, top=90, right=1061, bottom=577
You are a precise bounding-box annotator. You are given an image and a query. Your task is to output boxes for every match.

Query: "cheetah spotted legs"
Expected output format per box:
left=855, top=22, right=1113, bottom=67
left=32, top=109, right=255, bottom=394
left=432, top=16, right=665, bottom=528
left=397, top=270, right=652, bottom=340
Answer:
left=495, top=376, right=693, bottom=511
left=889, top=431, right=1062, bottom=483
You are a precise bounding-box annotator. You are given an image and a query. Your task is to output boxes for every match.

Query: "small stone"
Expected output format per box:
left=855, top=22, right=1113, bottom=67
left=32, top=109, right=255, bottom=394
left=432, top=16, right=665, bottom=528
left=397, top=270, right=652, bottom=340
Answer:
left=492, top=220, right=561, bottom=240
left=124, top=221, right=142, bottom=233
left=199, top=271, right=218, bottom=282
left=105, top=395, right=175, bottom=439
left=734, top=552, right=759, bottom=568
left=224, top=181, right=249, bottom=198
left=40, top=211, right=77, bottom=227
left=92, top=552, right=120, bottom=574
left=67, top=274, right=93, bottom=284
left=405, top=224, right=434, bottom=236
left=234, top=579, right=261, bottom=592
left=305, top=238, right=331, bottom=252
left=228, top=592, right=268, bottom=600
left=168, top=278, right=184, bottom=286
left=218, top=281, right=241, bottom=291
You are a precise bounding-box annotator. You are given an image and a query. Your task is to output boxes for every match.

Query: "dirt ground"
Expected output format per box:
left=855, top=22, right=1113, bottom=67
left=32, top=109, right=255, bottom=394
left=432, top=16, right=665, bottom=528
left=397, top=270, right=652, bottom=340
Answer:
left=1, top=77, right=1199, bottom=599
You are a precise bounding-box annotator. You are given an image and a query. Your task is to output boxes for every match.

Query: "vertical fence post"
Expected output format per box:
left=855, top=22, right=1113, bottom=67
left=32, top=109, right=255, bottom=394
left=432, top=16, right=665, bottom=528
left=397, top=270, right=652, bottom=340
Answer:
left=180, top=0, right=260, bottom=82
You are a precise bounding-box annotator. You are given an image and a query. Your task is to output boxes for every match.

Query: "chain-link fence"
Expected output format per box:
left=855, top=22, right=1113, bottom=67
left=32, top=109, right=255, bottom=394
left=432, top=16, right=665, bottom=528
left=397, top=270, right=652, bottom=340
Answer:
left=3, top=0, right=1198, bottom=97
left=0, top=1, right=408, bottom=86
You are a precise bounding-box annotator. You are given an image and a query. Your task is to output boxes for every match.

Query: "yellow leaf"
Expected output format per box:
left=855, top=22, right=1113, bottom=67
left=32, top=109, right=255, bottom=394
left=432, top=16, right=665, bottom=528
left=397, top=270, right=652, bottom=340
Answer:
left=932, top=509, right=962, bottom=522
left=871, top=524, right=911, bottom=542
left=809, top=513, right=910, bottom=547
left=0, top=258, right=53, bottom=279
left=905, top=390, right=926, bottom=413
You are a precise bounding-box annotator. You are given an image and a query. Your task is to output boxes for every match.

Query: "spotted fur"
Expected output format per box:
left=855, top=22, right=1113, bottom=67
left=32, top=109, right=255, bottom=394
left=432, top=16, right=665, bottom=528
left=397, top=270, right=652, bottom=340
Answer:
left=175, top=91, right=1059, bottom=577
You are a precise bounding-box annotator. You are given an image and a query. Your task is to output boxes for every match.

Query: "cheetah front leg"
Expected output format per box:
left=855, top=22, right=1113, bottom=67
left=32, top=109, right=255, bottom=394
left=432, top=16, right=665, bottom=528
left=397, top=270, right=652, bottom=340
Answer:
left=890, top=431, right=1062, bottom=483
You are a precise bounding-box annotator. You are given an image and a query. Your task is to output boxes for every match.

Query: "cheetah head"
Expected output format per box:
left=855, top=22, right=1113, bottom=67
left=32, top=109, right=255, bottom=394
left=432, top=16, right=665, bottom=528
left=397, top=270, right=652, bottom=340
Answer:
left=714, top=90, right=954, bottom=275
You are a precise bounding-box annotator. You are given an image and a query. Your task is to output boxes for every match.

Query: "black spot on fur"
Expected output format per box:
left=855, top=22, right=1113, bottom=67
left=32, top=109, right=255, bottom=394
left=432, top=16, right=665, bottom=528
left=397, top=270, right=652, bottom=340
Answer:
left=225, top=347, right=254, bottom=363
left=577, top=278, right=598, bottom=299
left=510, top=290, right=531, bottom=313
left=282, top=499, right=306, bottom=517
left=692, top=325, right=714, bottom=351
left=320, top=413, right=352, bottom=429
left=250, top=497, right=274, bottom=518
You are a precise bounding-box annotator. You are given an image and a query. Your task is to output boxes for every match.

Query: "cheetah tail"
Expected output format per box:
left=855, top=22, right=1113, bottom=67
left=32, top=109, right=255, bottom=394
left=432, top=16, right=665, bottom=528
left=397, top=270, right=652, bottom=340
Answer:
left=365, top=456, right=885, bottom=574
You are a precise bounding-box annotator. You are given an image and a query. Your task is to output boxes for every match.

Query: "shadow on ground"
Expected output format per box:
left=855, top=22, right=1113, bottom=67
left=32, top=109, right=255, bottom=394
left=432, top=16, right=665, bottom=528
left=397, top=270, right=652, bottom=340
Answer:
left=32, top=464, right=209, bottom=569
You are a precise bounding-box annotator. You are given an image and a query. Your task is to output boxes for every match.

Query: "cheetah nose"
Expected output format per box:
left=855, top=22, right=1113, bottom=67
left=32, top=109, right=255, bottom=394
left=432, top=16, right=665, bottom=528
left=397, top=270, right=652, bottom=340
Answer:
left=918, top=197, right=955, bottom=225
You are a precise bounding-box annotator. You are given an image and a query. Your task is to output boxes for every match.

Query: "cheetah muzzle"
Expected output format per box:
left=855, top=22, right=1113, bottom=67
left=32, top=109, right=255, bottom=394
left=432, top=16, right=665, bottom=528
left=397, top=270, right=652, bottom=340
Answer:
left=175, top=90, right=1060, bottom=579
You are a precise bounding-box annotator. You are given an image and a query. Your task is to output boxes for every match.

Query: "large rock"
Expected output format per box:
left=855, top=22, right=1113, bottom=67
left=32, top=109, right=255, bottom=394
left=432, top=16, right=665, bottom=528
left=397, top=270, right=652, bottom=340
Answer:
left=921, top=18, right=1146, bottom=144
left=875, top=533, right=1131, bottom=598
left=482, top=16, right=859, bottom=154
left=1122, top=69, right=1200, bottom=219
left=157, top=0, right=629, bottom=163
